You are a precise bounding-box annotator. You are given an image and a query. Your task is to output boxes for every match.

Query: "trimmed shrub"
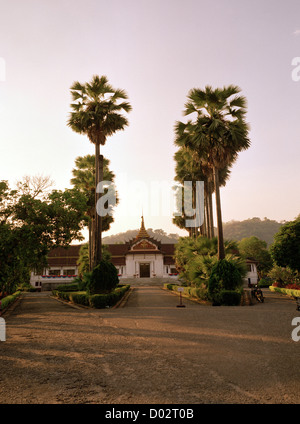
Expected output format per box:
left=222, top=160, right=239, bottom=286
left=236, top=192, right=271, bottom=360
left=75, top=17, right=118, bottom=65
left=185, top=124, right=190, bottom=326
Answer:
left=55, top=283, right=80, bottom=292
left=219, top=290, right=242, bottom=306
left=69, top=292, right=90, bottom=306
left=89, top=285, right=129, bottom=308
left=208, top=259, right=243, bottom=303
left=1, top=291, right=21, bottom=310
left=87, top=260, right=119, bottom=294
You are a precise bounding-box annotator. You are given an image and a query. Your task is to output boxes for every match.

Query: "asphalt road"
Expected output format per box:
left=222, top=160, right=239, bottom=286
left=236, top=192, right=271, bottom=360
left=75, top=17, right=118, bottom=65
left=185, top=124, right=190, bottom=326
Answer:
left=0, top=286, right=299, bottom=404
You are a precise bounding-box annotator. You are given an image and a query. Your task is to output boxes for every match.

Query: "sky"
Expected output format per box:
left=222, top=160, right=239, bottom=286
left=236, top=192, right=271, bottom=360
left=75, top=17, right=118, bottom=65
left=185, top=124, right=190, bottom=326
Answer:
left=0, top=0, right=300, bottom=240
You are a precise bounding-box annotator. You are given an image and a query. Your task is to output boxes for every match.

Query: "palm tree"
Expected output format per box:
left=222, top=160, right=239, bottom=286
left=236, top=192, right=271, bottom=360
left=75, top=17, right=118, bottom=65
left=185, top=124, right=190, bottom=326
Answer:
left=182, top=85, right=250, bottom=259
left=173, top=127, right=232, bottom=239
left=68, top=75, right=131, bottom=269
left=71, top=154, right=119, bottom=271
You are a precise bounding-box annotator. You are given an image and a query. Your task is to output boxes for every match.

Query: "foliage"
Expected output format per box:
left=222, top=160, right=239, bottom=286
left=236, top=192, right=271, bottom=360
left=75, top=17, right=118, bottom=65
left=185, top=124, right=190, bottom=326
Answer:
left=218, top=290, right=242, bottom=306
left=77, top=242, right=111, bottom=277
left=71, top=154, right=119, bottom=233
left=267, top=265, right=299, bottom=286
left=208, top=259, right=243, bottom=303
left=0, top=291, right=21, bottom=310
left=52, top=285, right=130, bottom=309
left=0, top=180, right=87, bottom=294
left=238, top=236, right=273, bottom=277
left=269, top=286, right=300, bottom=299
left=270, top=216, right=300, bottom=272
left=87, top=260, right=119, bottom=294
left=174, top=236, right=245, bottom=288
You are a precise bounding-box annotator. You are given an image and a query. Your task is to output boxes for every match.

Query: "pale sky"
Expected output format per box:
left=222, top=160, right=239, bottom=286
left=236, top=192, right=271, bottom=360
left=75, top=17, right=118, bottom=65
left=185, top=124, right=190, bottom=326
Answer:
left=0, top=0, right=299, bottom=239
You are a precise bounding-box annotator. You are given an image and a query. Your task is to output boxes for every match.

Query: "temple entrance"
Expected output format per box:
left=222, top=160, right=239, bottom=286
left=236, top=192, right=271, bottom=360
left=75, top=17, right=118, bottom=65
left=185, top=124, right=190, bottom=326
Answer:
left=139, top=263, right=150, bottom=278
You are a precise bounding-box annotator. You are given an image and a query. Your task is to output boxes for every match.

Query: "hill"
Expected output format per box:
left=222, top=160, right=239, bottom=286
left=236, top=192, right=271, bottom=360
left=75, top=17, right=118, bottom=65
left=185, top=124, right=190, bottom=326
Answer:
left=223, top=217, right=284, bottom=246
left=103, top=217, right=285, bottom=246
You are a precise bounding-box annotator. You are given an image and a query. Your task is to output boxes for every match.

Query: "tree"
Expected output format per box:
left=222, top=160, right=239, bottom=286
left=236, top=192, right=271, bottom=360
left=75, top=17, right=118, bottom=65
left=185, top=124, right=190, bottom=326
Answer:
left=71, top=154, right=118, bottom=270
left=0, top=181, right=87, bottom=294
left=178, top=85, right=250, bottom=259
left=270, top=216, right=300, bottom=272
left=238, top=236, right=273, bottom=278
left=67, top=75, right=131, bottom=269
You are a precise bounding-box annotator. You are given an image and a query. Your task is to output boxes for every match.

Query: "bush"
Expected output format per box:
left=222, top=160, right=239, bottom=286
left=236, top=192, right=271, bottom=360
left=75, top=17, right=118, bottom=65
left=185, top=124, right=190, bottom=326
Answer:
left=87, top=260, right=119, bottom=294
left=89, top=285, right=130, bottom=308
left=0, top=291, right=21, bottom=310
left=219, top=290, right=242, bottom=306
left=208, top=259, right=243, bottom=303
left=55, top=283, right=80, bottom=292
left=53, top=285, right=130, bottom=309
left=69, top=292, right=90, bottom=306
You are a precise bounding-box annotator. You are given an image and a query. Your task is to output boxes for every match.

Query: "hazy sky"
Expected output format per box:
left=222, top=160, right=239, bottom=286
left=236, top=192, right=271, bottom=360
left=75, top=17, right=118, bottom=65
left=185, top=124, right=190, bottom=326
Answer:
left=0, top=0, right=299, bottom=239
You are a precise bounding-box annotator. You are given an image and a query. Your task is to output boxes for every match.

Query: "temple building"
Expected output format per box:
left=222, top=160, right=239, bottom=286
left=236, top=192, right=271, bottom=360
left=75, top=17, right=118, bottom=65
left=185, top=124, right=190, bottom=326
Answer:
left=107, top=216, right=177, bottom=279
left=30, top=216, right=178, bottom=290
left=29, top=216, right=258, bottom=291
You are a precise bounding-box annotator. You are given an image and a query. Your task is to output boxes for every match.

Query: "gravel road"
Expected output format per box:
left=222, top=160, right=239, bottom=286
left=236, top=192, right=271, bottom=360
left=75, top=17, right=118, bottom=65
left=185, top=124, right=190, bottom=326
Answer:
left=0, top=286, right=299, bottom=404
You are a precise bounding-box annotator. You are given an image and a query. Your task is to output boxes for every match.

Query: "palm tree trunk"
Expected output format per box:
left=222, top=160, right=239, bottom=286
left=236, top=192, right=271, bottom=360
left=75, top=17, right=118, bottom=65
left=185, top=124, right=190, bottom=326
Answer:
left=88, top=219, right=92, bottom=272
left=208, top=182, right=214, bottom=238
left=93, top=143, right=101, bottom=269
left=97, top=153, right=103, bottom=264
left=213, top=165, right=225, bottom=260
left=205, top=193, right=210, bottom=238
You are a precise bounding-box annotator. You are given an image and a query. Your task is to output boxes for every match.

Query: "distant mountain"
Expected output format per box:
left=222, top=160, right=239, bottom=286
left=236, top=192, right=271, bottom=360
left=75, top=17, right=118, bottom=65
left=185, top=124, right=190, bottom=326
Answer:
left=103, top=217, right=285, bottom=246
left=223, top=217, right=284, bottom=246
left=103, top=228, right=181, bottom=244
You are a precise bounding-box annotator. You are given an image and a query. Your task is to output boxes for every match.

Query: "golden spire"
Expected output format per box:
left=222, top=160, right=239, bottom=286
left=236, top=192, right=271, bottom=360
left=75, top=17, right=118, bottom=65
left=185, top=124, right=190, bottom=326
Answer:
left=136, top=215, right=150, bottom=239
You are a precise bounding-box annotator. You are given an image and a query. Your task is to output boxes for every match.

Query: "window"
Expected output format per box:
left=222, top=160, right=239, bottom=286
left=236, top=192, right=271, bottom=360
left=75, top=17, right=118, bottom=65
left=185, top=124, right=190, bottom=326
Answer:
left=49, top=269, right=61, bottom=276
left=63, top=269, right=76, bottom=276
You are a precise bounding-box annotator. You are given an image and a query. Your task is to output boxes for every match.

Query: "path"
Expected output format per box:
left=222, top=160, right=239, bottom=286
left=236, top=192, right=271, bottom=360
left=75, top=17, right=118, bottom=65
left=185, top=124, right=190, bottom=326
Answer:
left=0, top=286, right=299, bottom=404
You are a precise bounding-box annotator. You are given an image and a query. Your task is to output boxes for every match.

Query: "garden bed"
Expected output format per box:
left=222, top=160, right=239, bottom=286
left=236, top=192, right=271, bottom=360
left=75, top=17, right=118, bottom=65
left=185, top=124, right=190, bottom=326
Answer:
left=0, top=291, right=22, bottom=314
left=269, top=285, right=300, bottom=299
left=52, top=284, right=130, bottom=309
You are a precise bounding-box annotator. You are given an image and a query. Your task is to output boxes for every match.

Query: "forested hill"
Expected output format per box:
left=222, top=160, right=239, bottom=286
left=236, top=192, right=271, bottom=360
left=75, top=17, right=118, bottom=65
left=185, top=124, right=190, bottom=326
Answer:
left=223, top=217, right=284, bottom=246
left=103, top=218, right=284, bottom=246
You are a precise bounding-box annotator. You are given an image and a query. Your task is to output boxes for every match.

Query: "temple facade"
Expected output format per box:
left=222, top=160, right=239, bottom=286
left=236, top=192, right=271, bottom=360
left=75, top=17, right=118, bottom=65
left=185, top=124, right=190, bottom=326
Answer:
left=29, top=216, right=258, bottom=290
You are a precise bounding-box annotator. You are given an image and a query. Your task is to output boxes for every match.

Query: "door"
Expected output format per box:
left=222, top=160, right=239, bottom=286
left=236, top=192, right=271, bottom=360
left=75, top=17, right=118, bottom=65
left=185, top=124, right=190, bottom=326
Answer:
left=139, top=263, right=150, bottom=278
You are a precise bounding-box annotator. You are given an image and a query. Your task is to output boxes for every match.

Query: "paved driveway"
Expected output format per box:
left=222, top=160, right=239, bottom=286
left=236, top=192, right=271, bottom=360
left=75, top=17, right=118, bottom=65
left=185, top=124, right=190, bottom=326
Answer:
left=0, top=286, right=299, bottom=404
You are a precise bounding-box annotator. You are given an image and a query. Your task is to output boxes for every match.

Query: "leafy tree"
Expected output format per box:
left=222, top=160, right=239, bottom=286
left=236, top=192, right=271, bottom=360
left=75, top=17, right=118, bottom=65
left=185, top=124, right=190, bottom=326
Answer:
left=238, top=236, right=273, bottom=278
left=270, top=216, right=300, bottom=272
left=0, top=181, right=87, bottom=294
left=68, top=75, right=131, bottom=269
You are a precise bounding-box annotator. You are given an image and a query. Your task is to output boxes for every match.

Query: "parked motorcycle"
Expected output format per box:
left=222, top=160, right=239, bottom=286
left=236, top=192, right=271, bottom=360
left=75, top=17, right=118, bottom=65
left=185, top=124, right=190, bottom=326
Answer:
left=251, top=284, right=264, bottom=303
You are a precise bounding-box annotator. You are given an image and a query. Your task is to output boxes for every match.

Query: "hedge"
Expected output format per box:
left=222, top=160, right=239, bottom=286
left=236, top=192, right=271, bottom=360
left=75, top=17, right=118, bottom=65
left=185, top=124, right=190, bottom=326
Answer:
left=164, top=283, right=242, bottom=305
left=269, top=286, right=300, bottom=298
left=0, top=291, right=22, bottom=311
left=52, top=285, right=130, bottom=309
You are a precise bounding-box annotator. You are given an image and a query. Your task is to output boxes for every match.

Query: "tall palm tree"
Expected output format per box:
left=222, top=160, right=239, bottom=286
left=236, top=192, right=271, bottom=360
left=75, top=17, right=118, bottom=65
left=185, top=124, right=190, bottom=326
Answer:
left=182, top=85, right=250, bottom=259
left=174, top=126, right=232, bottom=239
left=67, top=75, right=131, bottom=269
left=71, top=154, right=119, bottom=271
